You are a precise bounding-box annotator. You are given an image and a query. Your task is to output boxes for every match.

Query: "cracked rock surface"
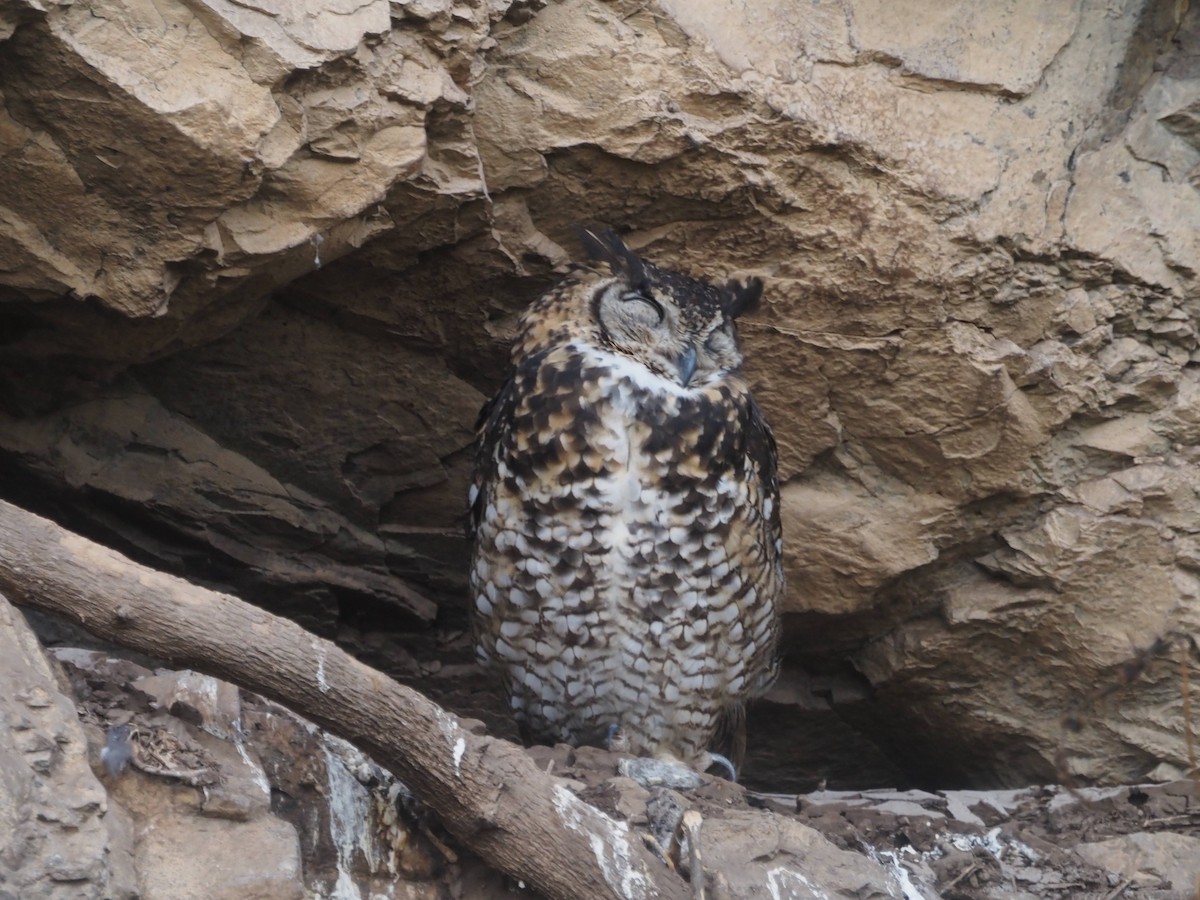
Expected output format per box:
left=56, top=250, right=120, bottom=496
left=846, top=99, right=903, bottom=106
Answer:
left=1, top=0, right=1199, bottom=798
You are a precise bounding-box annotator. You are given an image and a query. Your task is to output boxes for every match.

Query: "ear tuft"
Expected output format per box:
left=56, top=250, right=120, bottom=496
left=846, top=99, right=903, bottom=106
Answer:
left=723, top=277, right=763, bottom=318
left=577, top=226, right=647, bottom=289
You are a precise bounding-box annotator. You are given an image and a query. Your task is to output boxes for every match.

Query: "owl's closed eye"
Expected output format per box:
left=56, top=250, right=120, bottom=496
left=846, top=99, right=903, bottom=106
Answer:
left=581, top=228, right=762, bottom=388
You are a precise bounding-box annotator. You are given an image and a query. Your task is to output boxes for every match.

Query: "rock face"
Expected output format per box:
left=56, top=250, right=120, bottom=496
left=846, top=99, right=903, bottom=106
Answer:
left=0, top=599, right=134, bottom=899
left=1, top=0, right=1199, bottom=792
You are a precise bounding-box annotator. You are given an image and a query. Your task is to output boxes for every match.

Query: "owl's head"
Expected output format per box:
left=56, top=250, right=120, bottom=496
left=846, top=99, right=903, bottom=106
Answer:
left=580, top=229, right=762, bottom=389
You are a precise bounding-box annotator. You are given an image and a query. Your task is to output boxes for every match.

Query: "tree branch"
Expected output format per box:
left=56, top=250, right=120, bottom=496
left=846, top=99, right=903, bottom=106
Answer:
left=0, top=498, right=687, bottom=900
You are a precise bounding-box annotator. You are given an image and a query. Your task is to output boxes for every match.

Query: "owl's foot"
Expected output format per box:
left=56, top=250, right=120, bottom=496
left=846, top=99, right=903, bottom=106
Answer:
left=604, top=721, right=737, bottom=788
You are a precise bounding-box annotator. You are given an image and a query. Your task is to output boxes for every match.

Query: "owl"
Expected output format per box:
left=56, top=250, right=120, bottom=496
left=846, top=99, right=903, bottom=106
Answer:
left=469, top=229, right=782, bottom=775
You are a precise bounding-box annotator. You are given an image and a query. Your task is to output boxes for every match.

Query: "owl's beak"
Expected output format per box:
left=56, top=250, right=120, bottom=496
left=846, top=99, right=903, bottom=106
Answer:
left=676, top=343, right=698, bottom=386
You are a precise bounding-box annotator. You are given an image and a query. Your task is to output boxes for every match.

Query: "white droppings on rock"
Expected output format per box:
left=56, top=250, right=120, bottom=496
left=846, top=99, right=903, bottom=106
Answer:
left=553, top=784, right=648, bottom=900
left=323, top=735, right=372, bottom=900
left=766, top=866, right=832, bottom=900
left=435, top=708, right=459, bottom=743
left=435, top=708, right=470, bottom=780
left=314, top=639, right=330, bottom=694
left=947, top=826, right=1040, bottom=865
left=872, top=850, right=927, bottom=900
left=234, top=738, right=271, bottom=798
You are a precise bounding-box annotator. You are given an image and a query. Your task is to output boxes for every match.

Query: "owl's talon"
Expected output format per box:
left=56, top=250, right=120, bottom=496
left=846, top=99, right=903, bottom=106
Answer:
left=705, top=753, right=737, bottom=783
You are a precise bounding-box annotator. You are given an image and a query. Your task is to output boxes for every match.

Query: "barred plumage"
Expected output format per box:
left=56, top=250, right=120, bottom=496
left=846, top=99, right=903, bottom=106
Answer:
left=469, top=230, right=783, bottom=772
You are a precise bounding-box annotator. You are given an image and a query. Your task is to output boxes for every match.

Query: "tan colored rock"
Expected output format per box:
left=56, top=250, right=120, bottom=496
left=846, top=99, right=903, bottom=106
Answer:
left=781, top=476, right=952, bottom=616
left=0, top=597, right=136, bottom=899
left=850, top=0, right=1081, bottom=96
left=0, top=0, right=489, bottom=366
left=137, top=814, right=304, bottom=900
left=699, top=809, right=905, bottom=899
left=1076, top=832, right=1200, bottom=898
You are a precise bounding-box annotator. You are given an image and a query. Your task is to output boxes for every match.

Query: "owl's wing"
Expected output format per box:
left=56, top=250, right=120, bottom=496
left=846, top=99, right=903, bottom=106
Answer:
left=465, top=379, right=508, bottom=540
left=468, top=369, right=519, bottom=539
left=741, top=394, right=784, bottom=696
left=743, top=395, right=781, bottom=531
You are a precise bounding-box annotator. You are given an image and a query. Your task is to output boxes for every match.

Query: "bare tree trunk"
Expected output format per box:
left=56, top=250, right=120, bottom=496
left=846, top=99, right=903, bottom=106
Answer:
left=0, top=498, right=687, bottom=900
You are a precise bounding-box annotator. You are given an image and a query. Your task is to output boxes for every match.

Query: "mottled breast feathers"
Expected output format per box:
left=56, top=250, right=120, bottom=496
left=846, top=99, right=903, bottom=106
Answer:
left=469, top=229, right=783, bottom=772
